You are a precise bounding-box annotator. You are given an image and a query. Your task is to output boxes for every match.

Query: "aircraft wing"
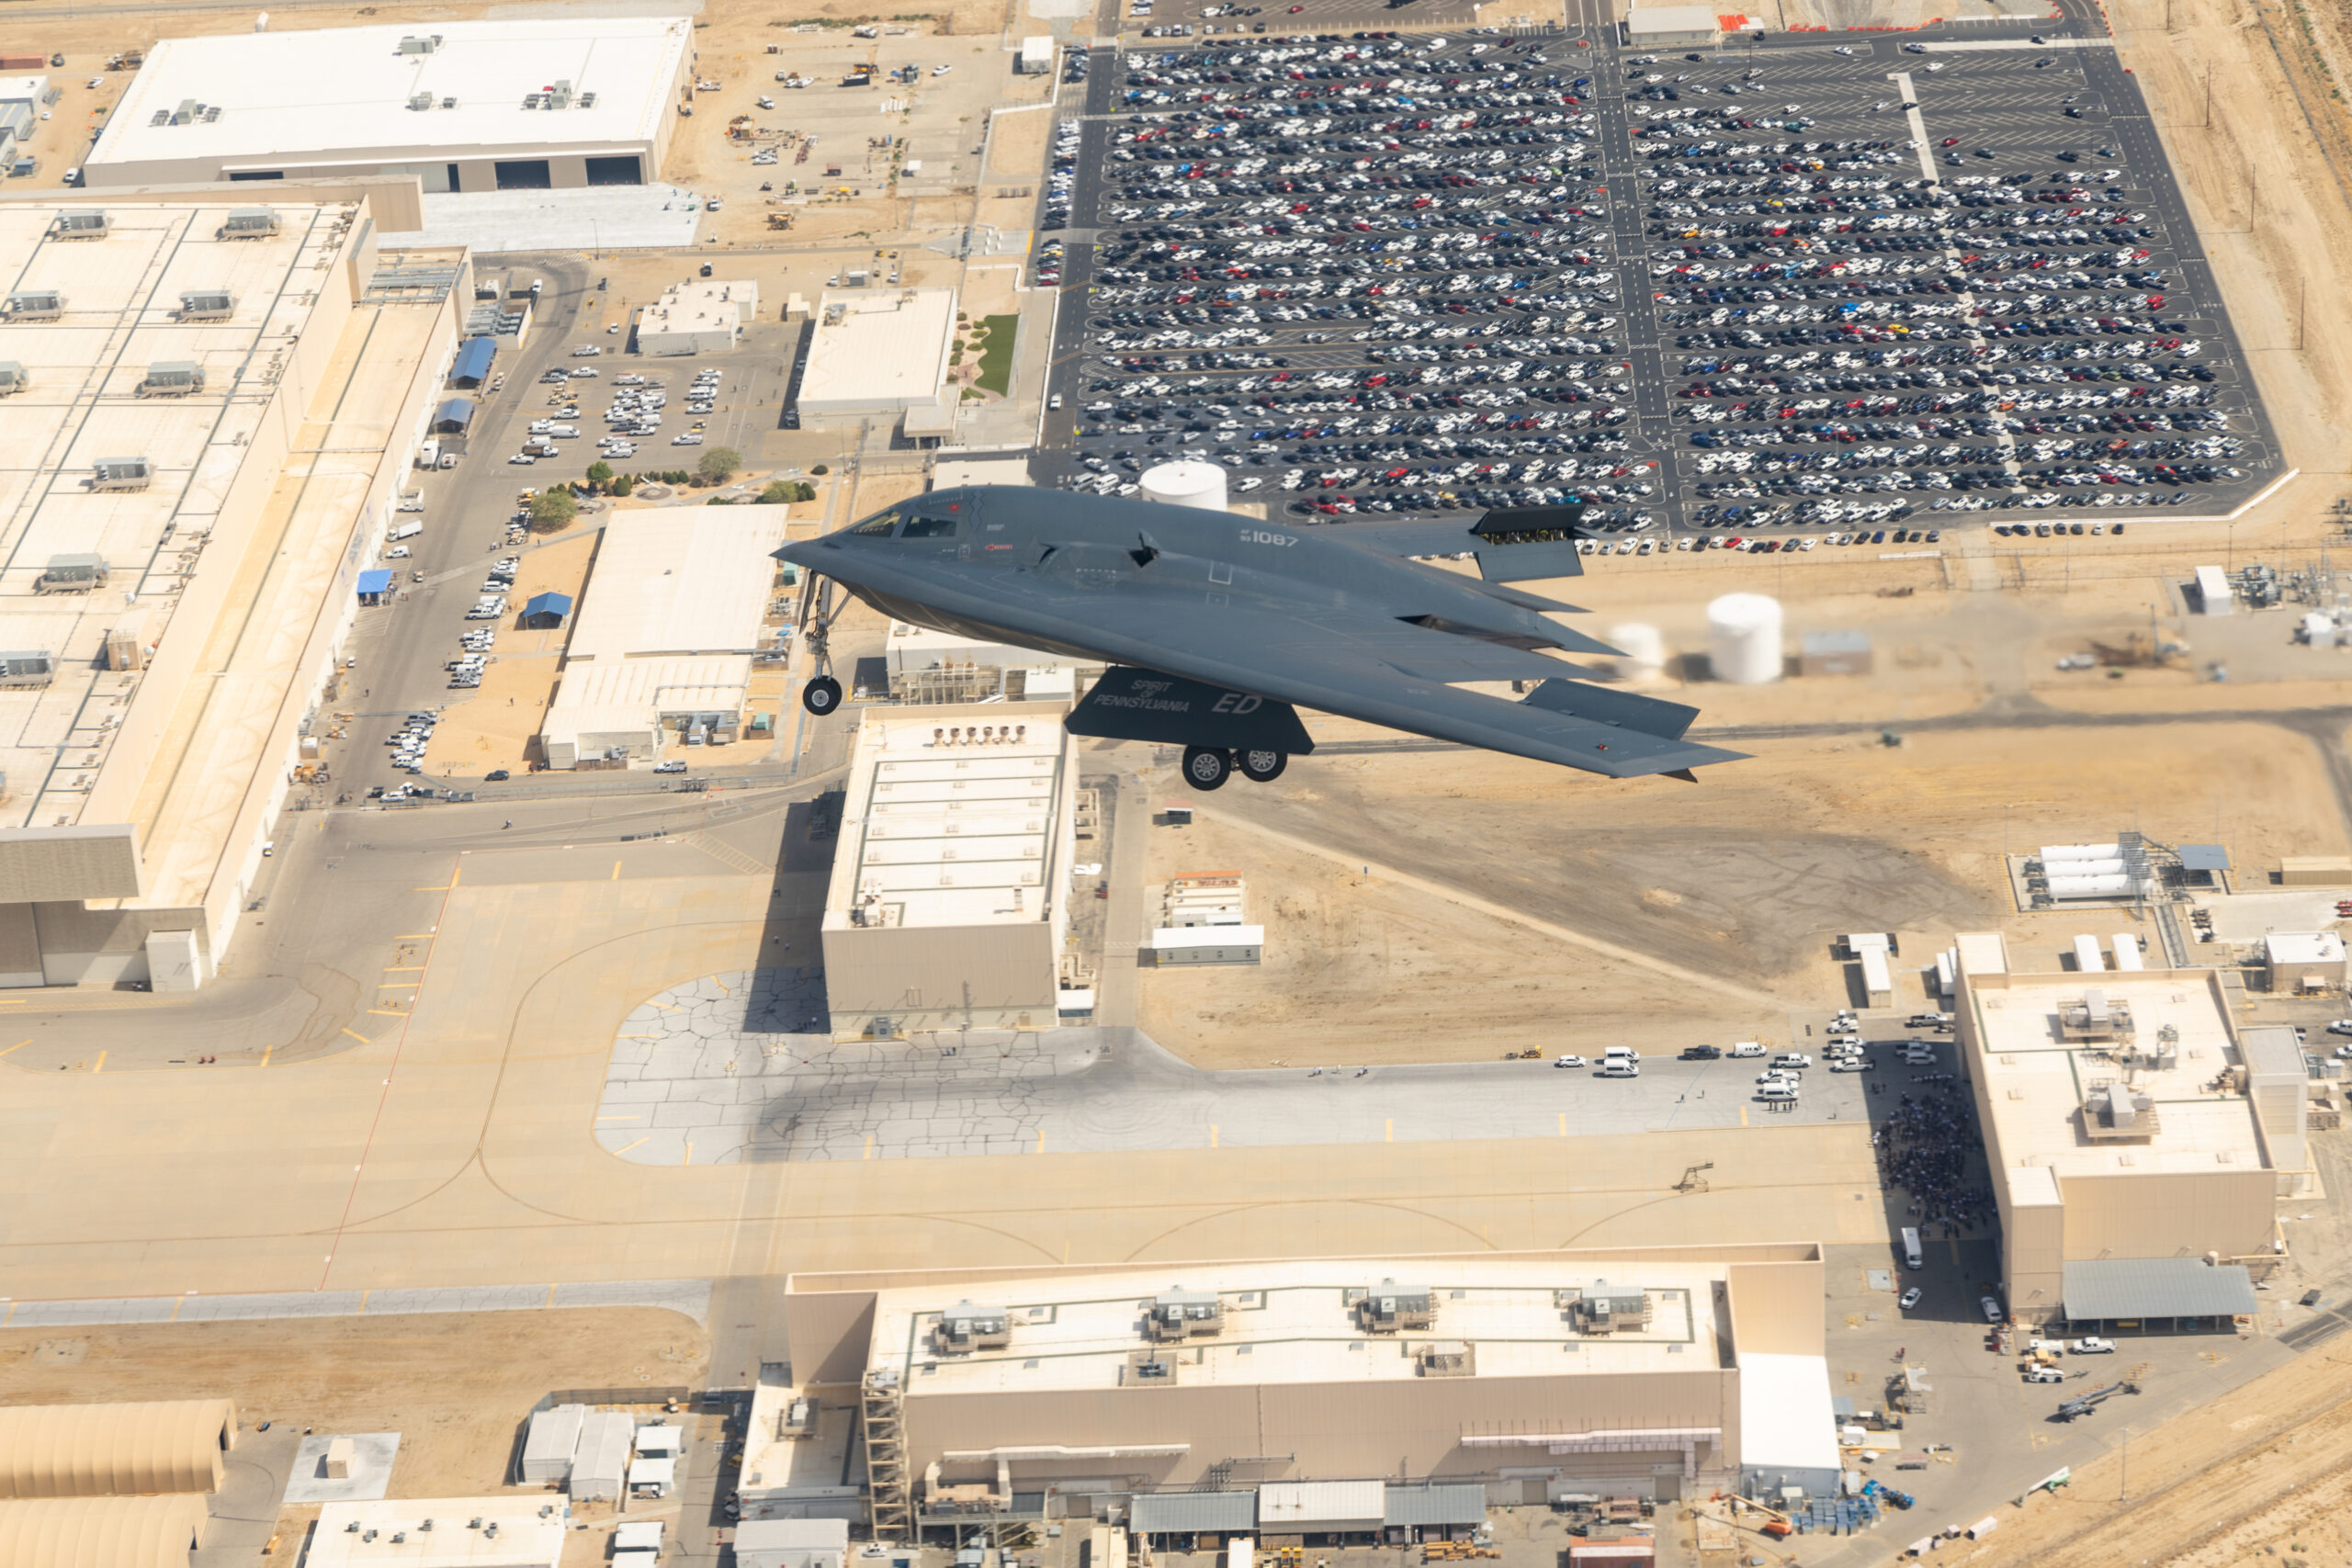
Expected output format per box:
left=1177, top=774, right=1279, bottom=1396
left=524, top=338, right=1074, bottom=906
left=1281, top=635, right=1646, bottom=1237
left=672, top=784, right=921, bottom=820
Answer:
left=1081, top=600, right=1747, bottom=782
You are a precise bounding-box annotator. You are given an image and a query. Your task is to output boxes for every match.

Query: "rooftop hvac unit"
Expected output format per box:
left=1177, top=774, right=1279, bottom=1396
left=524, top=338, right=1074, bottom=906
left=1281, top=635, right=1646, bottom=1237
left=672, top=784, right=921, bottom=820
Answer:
left=0, top=360, right=28, bottom=394
left=220, top=208, right=280, bottom=238
left=1353, top=1279, right=1436, bottom=1334
left=177, top=290, right=233, bottom=321
left=408, top=92, right=434, bottom=110
left=149, top=110, right=169, bottom=127
left=1565, top=1280, right=1652, bottom=1336
left=1145, top=1287, right=1224, bottom=1342
left=520, top=94, right=541, bottom=109
left=90, top=456, right=153, bottom=492
left=1416, top=1340, right=1476, bottom=1377
left=398, top=33, right=441, bottom=53
left=170, top=98, right=201, bottom=125
left=33, top=553, right=108, bottom=594
left=48, top=209, right=107, bottom=240
left=548, top=78, right=573, bottom=109
left=579, top=90, right=597, bottom=107
left=138, top=360, right=206, bottom=397
left=6, top=289, right=62, bottom=320
left=1122, top=1351, right=1179, bottom=1385
left=0, top=650, right=55, bottom=689
left=204, top=106, right=222, bottom=122
left=441, top=96, right=457, bottom=108
left=930, top=1302, right=1012, bottom=1355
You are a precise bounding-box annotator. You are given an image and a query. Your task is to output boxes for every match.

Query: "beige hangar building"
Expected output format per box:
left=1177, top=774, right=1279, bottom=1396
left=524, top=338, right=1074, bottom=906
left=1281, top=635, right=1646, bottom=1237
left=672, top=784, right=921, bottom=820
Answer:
left=82, top=19, right=695, bottom=195
left=1952, top=931, right=2304, bottom=1329
left=778, top=1248, right=1840, bottom=1539
left=0, top=197, right=466, bottom=990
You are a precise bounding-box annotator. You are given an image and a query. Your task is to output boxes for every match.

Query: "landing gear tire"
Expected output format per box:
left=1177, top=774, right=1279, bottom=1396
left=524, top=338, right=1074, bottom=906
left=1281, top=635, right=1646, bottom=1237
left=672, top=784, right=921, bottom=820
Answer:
left=1181, top=746, right=1232, bottom=791
left=1238, top=749, right=1287, bottom=783
left=801, top=675, right=842, bottom=715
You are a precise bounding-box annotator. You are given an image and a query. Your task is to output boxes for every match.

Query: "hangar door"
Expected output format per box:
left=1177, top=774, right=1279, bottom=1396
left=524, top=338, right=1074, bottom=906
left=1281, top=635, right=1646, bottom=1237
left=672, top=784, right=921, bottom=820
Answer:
left=587, top=155, right=643, bottom=186
left=494, top=159, right=553, bottom=190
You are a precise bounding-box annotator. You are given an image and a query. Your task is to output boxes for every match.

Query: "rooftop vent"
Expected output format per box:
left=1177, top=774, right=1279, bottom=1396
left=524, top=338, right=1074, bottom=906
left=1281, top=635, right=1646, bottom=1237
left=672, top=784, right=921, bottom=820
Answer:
left=1353, top=1279, right=1436, bottom=1334
left=1122, top=1350, right=1179, bottom=1385
left=930, top=1302, right=1012, bottom=1356
left=441, top=96, right=457, bottom=109
left=0, top=360, right=28, bottom=394
left=408, top=92, right=434, bottom=111
left=579, top=90, right=598, bottom=108
left=137, top=360, right=206, bottom=397
left=6, top=289, right=62, bottom=320
left=90, top=456, right=153, bottom=492
left=1145, top=1287, right=1224, bottom=1343
left=48, top=209, right=107, bottom=240
left=177, top=290, right=233, bottom=321
left=220, top=209, right=280, bottom=238
left=520, top=94, right=541, bottom=109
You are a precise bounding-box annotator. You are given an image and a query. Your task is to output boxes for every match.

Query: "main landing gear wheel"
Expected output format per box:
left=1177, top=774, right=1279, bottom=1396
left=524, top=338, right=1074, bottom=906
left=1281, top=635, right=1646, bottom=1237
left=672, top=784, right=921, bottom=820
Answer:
left=1181, top=746, right=1232, bottom=791
left=800, top=675, right=842, bottom=715
left=1238, top=749, right=1287, bottom=783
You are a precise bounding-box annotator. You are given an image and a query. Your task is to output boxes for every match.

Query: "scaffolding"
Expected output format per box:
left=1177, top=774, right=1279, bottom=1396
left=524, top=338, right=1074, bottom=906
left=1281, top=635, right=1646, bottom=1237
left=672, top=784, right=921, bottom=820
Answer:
left=863, top=1371, right=913, bottom=1540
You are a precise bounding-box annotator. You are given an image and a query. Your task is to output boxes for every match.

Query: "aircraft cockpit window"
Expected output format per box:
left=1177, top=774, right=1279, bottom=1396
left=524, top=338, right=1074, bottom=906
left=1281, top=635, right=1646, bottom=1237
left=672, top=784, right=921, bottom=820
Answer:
left=899, top=513, right=958, bottom=539
left=849, top=510, right=901, bottom=537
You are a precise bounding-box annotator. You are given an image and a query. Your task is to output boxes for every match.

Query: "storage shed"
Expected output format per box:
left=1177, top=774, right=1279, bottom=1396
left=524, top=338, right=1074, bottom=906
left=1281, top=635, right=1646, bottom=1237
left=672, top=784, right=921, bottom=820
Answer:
left=518, top=1404, right=584, bottom=1486
left=567, top=1412, right=633, bottom=1502
left=2264, top=931, right=2346, bottom=992
left=735, top=1517, right=849, bottom=1568
left=520, top=592, right=571, bottom=629
left=430, top=397, right=475, bottom=434
left=1145, top=925, right=1264, bottom=966
left=356, top=569, right=392, bottom=606
left=0, top=1400, right=238, bottom=1499
left=450, top=336, right=496, bottom=388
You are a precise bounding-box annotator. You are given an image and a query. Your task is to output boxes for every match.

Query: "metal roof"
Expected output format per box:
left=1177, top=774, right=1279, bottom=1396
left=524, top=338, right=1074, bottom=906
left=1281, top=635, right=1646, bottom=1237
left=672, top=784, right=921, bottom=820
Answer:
left=2062, top=1258, right=2257, bottom=1321
left=451, top=336, right=495, bottom=383
left=356, top=570, right=392, bottom=596
left=1260, top=1480, right=1385, bottom=1528
left=0, top=1495, right=210, bottom=1568
left=2177, top=843, right=2232, bottom=872
left=1383, top=1484, right=1487, bottom=1528
left=432, top=396, right=475, bottom=430
left=1130, top=1491, right=1257, bottom=1534
left=0, top=1400, right=237, bottom=1499
left=524, top=591, right=572, bottom=617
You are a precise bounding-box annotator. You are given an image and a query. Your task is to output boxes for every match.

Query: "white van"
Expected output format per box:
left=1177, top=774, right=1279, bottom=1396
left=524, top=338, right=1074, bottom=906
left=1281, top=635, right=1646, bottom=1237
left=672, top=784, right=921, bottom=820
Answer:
left=1901, top=1226, right=1924, bottom=1269
left=1603, top=1045, right=1640, bottom=1063
left=1728, top=1042, right=1765, bottom=1058
left=1758, top=1082, right=1797, bottom=1101
left=1600, top=1060, right=1639, bottom=1078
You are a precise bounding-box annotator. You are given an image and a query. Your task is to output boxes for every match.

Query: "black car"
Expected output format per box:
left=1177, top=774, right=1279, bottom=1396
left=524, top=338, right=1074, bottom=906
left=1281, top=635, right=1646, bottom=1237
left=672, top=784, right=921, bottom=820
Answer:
left=1679, top=1044, right=1723, bottom=1061
left=485, top=769, right=511, bottom=782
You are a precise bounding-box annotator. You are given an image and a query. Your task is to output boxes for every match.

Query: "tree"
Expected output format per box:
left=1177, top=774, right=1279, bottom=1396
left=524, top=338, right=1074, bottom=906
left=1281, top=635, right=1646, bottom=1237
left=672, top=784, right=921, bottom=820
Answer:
left=810, top=463, right=830, bottom=476
left=585, top=459, right=614, bottom=490
left=610, top=472, right=635, bottom=498
left=527, top=488, right=579, bottom=533
left=695, top=446, right=742, bottom=484
left=759, top=479, right=818, bottom=504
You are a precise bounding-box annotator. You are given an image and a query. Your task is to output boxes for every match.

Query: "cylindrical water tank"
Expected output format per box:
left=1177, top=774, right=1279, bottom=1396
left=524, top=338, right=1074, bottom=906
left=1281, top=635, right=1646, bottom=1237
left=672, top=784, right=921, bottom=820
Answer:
left=2040, top=843, right=2123, bottom=863
left=2047, top=874, right=2134, bottom=899
left=2047, top=858, right=2128, bottom=879
left=1706, top=593, right=1782, bottom=684
left=1139, top=460, right=1228, bottom=513
left=1609, top=622, right=1665, bottom=682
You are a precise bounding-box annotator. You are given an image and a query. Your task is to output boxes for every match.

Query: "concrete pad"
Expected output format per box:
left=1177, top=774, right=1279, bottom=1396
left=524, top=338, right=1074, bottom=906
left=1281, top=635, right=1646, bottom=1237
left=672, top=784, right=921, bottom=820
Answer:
left=388, top=185, right=706, bottom=254
left=284, top=1433, right=401, bottom=1504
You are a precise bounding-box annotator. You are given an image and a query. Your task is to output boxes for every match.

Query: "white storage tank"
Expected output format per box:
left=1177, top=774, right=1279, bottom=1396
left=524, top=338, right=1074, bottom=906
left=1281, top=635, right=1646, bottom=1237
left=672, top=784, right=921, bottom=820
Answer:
left=2047, top=874, right=2134, bottom=899
left=1139, top=460, right=1228, bottom=513
left=1706, top=593, right=1782, bottom=684
left=2040, top=843, right=2122, bottom=863
left=1609, top=622, right=1665, bottom=682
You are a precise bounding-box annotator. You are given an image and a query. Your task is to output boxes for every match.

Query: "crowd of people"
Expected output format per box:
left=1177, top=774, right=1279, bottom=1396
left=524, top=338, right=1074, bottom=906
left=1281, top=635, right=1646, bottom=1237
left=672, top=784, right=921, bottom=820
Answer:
left=1873, top=1087, right=1996, bottom=1238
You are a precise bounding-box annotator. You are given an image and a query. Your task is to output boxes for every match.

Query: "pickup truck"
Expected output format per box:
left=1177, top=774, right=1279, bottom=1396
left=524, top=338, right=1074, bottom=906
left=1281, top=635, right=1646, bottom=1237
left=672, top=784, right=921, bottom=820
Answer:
left=1679, top=1044, right=1722, bottom=1061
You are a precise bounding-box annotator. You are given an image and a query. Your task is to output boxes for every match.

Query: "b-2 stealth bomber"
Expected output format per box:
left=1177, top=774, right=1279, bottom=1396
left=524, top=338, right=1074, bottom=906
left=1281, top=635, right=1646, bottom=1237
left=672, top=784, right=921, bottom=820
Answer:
left=776, top=487, right=1746, bottom=790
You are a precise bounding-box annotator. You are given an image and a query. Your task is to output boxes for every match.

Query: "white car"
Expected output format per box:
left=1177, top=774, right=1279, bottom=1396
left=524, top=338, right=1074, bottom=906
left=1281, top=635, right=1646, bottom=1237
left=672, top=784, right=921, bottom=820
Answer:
left=1770, top=1053, right=1812, bottom=1069
left=1980, top=1295, right=2005, bottom=1324
left=508, top=454, right=537, bottom=465
left=933, top=64, right=952, bottom=74
left=2326, top=1020, right=2352, bottom=1037
left=673, top=434, right=704, bottom=446
left=1553, top=1055, right=1586, bottom=1068
left=1898, top=1286, right=1922, bottom=1311
left=2068, top=1337, right=2115, bottom=1354
left=1756, top=1069, right=1796, bottom=1086
left=654, top=760, right=689, bottom=773
left=572, top=345, right=602, bottom=356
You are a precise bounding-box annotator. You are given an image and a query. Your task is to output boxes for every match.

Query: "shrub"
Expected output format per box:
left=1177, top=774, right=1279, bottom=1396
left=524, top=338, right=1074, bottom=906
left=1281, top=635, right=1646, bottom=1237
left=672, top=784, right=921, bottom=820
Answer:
left=526, top=489, right=579, bottom=533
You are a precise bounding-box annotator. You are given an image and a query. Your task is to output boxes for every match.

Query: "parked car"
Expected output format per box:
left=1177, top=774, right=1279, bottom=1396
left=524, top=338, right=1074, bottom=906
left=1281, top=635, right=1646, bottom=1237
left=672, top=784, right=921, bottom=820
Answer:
left=1770, top=1052, right=1812, bottom=1069
left=485, top=769, right=511, bottom=782
left=2024, top=1366, right=2066, bottom=1384
left=1728, top=1042, right=1765, bottom=1057
left=2069, top=1337, right=2115, bottom=1354
left=1898, top=1286, right=1922, bottom=1311
left=1679, top=1044, right=1722, bottom=1060
left=654, top=760, right=689, bottom=774
left=1980, top=1295, right=2005, bottom=1323
left=1553, top=1054, right=1586, bottom=1068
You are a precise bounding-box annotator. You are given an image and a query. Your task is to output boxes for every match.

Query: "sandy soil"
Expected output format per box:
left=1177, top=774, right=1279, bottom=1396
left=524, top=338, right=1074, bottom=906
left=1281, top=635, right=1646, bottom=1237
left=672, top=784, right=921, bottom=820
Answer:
left=0, top=1309, right=707, bottom=1499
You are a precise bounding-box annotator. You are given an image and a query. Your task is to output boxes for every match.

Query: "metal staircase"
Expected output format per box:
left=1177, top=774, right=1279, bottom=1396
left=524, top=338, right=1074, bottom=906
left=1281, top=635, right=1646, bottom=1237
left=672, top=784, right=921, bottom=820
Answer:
left=863, top=1371, right=914, bottom=1540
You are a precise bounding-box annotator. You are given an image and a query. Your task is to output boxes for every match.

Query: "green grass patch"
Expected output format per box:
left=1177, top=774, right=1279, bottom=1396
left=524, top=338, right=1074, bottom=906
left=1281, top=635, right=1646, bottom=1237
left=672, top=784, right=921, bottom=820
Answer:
left=973, top=313, right=1019, bottom=396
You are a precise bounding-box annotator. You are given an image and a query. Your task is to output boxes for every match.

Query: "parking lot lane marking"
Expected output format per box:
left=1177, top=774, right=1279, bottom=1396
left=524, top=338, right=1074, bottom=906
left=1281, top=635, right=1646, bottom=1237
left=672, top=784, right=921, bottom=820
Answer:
left=93, top=1051, right=104, bottom=1074
left=613, top=860, right=623, bottom=879
left=613, top=1136, right=650, bottom=1157
left=366, top=1008, right=408, bottom=1018
left=0, top=1040, right=26, bottom=1057
left=1888, top=72, right=1938, bottom=183
left=340, top=1028, right=372, bottom=1044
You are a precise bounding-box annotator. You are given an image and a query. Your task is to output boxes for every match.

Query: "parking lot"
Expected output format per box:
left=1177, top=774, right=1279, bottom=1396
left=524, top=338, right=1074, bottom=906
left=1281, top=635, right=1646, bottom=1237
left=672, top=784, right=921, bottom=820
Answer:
left=1034, top=18, right=2279, bottom=547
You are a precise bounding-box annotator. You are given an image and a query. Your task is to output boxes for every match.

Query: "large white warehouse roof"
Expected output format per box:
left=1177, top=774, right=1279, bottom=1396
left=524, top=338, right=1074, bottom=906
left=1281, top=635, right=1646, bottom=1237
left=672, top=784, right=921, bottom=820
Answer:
left=86, top=19, right=692, bottom=178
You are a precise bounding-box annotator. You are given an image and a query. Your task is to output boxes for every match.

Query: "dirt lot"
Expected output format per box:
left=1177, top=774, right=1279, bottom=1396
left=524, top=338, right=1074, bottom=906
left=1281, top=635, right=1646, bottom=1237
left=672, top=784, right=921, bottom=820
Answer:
left=0, top=1309, right=707, bottom=1498
left=423, top=529, right=599, bottom=780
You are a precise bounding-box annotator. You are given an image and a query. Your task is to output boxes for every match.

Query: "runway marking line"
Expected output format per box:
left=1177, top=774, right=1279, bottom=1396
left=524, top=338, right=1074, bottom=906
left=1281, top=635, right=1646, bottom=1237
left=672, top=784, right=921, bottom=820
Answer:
left=0, top=1040, right=26, bottom=1057
left=1210, top=1123, right=1218, bottom=1148
left=93, top=1051, right=104, bottom=1074
left=613, top=1136, right=650, bottom=1156
left=1036, top=1128, right=1046, bottom=1154
left=863, top=1133, right=874, bottom=1159
left=382, top=965, right=426, bottom=972
left=612, top=861, right=622, bottom=879
left=340, top=1028, right=373, bottom=1044
left=1385, top=1117, right=1394, bottom=1143
left=365, top=1008, right=408, bottom=1018
left=260, top=1043, right=273, bottom=1069
left=597, top=1114, right=642, bottom=1122
left=1740, top=1105, right=1749, bottom=1127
